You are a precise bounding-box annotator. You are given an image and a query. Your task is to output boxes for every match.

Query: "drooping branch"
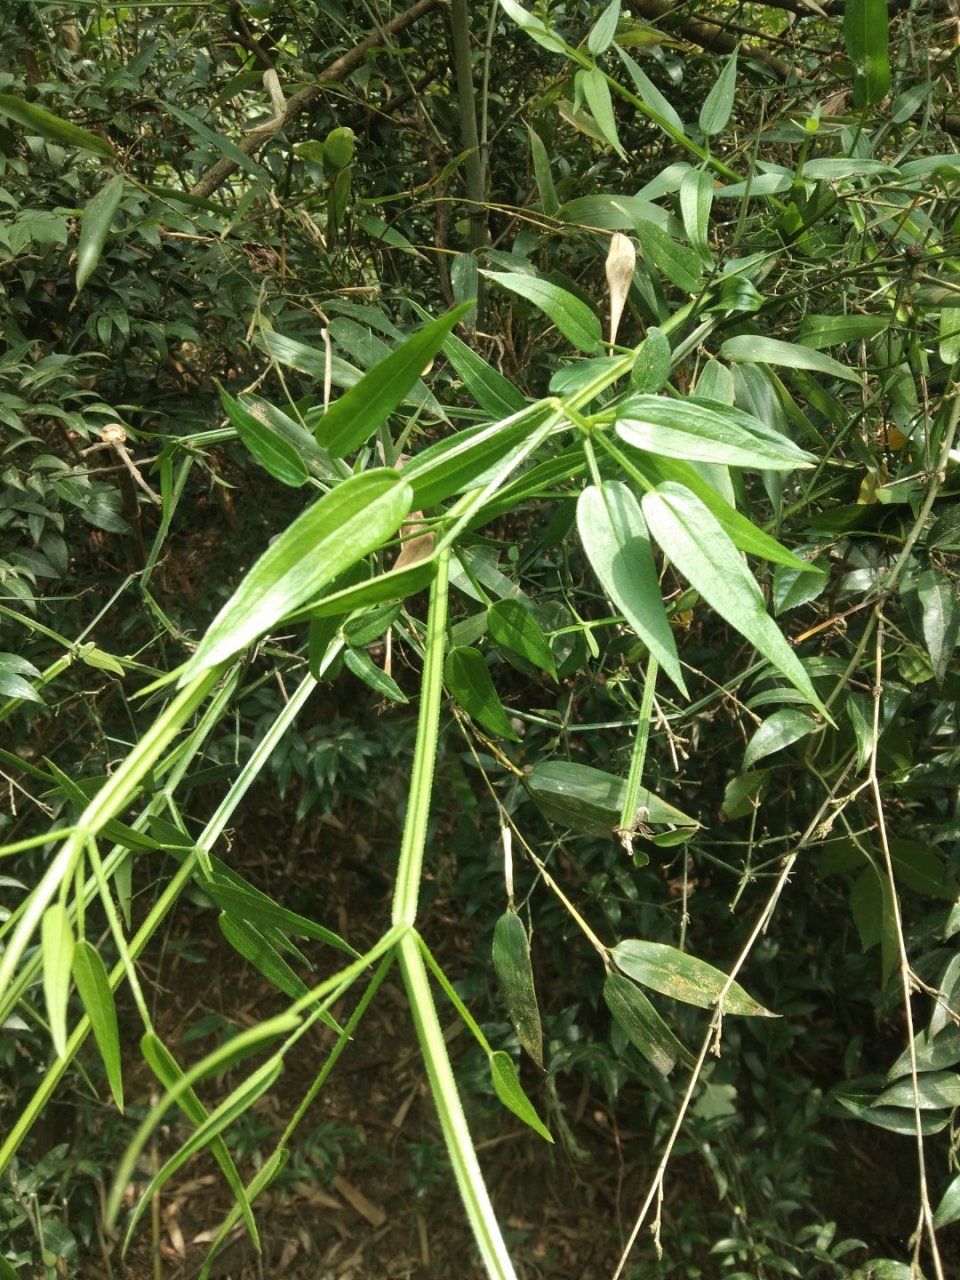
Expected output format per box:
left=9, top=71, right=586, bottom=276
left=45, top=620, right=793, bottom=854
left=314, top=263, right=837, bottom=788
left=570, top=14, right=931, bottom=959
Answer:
left=190, top=0, right=441, bottom=200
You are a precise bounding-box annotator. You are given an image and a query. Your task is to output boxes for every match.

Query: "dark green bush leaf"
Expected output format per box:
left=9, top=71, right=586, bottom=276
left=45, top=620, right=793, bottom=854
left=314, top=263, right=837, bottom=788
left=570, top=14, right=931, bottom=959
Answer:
left=444, top=647, right=519, bottom=740
left=493, top=909, right=543, bottom=1067
left=613, top=939, right=776, bottom=1016
left=489, top=1051, right=552, bottom=1141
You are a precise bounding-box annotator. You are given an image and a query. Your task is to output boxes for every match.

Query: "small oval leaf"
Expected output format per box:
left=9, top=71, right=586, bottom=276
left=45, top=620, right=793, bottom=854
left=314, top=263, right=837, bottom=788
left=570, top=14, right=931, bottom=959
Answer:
left=487, top=598, right=557, bottom=680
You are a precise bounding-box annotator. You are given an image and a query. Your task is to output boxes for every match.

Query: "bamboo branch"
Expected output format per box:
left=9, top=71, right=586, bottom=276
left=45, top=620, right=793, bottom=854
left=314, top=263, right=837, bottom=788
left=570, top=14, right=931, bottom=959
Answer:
left=191, top=0, right=441, bottom=200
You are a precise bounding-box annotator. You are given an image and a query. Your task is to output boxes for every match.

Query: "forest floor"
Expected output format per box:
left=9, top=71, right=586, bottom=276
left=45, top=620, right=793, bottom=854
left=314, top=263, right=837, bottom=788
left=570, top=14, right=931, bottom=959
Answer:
left=56, top=801, right=954, bottom=1280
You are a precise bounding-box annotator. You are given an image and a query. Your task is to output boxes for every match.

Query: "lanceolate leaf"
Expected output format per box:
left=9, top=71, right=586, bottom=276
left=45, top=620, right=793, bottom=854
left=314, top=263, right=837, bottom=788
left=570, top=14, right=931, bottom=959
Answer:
left=577, top=483, right=684, bottom=691
left=493, top=909, right=544, bottom=1067
left=843, top=0, right=890, bottom=108
left=220, top=386, right=310, bottom=487
left=0, top=93, right=113, bottom=156
left=578, top=68, right=626, bottom=158
left=487, top=598, right=557, bottom=679
left=442, top=330, right=527, bottom=417
left=482, top=272, right=601, bottom=353
left=721, top=334, right=862, bottom=384
left=641, top=483, right=829, bottom=715
left=526, top=760, right=697, bottom=839
left=75, top=175, right=124, bottom=294
left=699, top=47, right=738, bottom=136
left=343, top=646, right=409, bottom=703
left=603, top=970, right=691, bottom=1076
left=616, top=395, right=814, bottom=470
left=630, top=327, right=672, bottom=393
left=444, top=647, right=519, bottom=740
left=613, top=939, right=776, bottom=1016
left=918, top=567, right=960, bottom=683
left=743, top=709, right=817, bottom=769
left=634, top=220, right=702, bottom=293
left=527, top=125, right=560, bottom=216
left=182, top=469, right=412, bottom=677
left=72, top=940, right=123, bottom=1110
left=315, top=304, right=472, bottom=456
left=489, top=1051, right=553, bottom=1141
left=615, top=48, right=686, bottom=136
left=42, top=903, right=74, bottom=1058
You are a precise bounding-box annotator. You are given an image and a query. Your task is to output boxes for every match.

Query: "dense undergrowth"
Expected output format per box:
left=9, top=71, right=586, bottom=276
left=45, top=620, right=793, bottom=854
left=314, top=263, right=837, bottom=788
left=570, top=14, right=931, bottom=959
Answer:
left=2, top=2, right=960, bottom=1277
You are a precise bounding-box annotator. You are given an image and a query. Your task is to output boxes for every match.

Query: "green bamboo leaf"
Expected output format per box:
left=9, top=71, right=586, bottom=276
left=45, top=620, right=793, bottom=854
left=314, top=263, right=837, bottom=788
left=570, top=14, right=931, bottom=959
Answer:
left=603, top=971, right=691, bottom=1076
left=493, top=910, right=543, bottom=1067
left=442, top=330, right=527, bottom=416
left=634, top=220, right=702, bottom=293
left=219, top=386, right=309, bottom=487
left=182, top=469, right=412, bottom=677
left=343, top=647, right=409, bottom=703
left=489, top=1051, right=552, bottom=1141
left=699, top=47, right=738, bottom=136
left=526, top=760, right=697, bottom=839
left=577, top=68, right=626, bottom=158
left=627, top=452, right=813, bottom=570
left=75, top=175, right=124, bottom=294
left=498, top=0, right=567, bottom=53
left=482, top=271, right=601, bottom=353
left=444, top=647, right=519, bottom=740
left=613, top=939, right=776, bottom=1016
left=587, top=0, right=621, bottom=54
left=487, top=598, right=557, bottom=679
left=527, top=125, right=560, bottom=217
left=314, top=305, right=470, bottom=456
left=258, top=329, right=362, bottom=390
left=0, top=93, right=114, bottom=156
left=797, top=314, right=891, bottom=348
left=163, top=100, right=266, bottom=182
left=640, top=483, right=828, bottom=715
left=305, top=558, right=438, bottom=620
left=0, top=1257, right=21, bottom=1280
left=402, top=405, right=545, bottom=510
left=743, top=709, right=817, bottom=769
left=934, top=1173, right=960, bottom=1229
left=720, top=334, right=863, bottom=384
left=630, top=327, right=672, bottom=393
left=616, top=395, right=815, bottom=470
left=72, top=940, right=123, bottom=1110
left=615, top=48, right=686, bottom=135
left=874, top=1071, right=960, bottom=1111
left=679, top=167, right=714, bottom=262
left=219, top=914, right=312, bottom=1002
left=205, top=873, right=357, bottom=955
left=843, top=0, right=890, bottom=108
left=577, top=482, right=684, bottom=691
left=918, top=567, right=960, bottom=683
left=42, top=903, right=74, bottom=1058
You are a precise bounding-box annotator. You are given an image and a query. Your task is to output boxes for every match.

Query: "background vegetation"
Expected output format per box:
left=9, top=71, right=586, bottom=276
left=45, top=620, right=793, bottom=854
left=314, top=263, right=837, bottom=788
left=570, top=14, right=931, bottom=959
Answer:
left=2, top=1, right=960, bottom=1277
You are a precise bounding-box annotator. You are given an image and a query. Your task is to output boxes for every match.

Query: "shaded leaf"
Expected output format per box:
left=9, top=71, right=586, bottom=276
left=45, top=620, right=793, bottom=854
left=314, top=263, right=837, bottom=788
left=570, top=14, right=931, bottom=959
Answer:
left=343, top=647, right=408, bottom=703
left=699, top=48, right=738, bottom=136
left=493, top=910, right=543, bottom=1067
left=603, top=971, right=691, bottom=1075
left=487, top=598, right=557, bottom=679
left=444, top=647, right=519, bottom=740
left=526, top=760, right=697, bottom=839
left=843, top=0, right=890, bottom=107
left=635, top=220, right=702, bottom=293
left=0, top=93, right=113, bottom=156
left=220, top=386, right=309, bottom=487
left=874, top=1070, right=960, bottom=1111
left=721, top=334, right=862, bottom=384
left=743, top=709, right=817, bottom=769
left=918, top=567, right=960, bottom=683
left=630, top=327, right=671, bottom=393
left=75, top=175, right=124, bottom=294
left=489, top=1051, right=552, bottom=1141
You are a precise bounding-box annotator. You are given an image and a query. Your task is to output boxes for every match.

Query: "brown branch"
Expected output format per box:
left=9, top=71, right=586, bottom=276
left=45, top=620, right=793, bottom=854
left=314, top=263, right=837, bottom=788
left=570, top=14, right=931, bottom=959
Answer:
left=625, top=0, right=803, bottom=78
left=191, top=0, right=441, bottom=200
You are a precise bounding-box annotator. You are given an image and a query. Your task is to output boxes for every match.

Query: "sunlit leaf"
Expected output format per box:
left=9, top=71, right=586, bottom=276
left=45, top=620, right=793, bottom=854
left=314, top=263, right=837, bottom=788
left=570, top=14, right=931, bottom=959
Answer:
left=482, top=271, right=601, bottom=352
left=42, top=903, right=74, bottom=1058
left=613, top=939, right=776, bottom=1016
left=73, top=940, right=123, bottom=1110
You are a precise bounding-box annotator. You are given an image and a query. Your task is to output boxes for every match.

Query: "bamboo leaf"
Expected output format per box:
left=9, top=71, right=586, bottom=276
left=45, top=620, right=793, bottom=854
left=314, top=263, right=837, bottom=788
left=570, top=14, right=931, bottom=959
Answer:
left=577, top=68, right=626, bottom=158
left=743, top=709, right=818, bottom=769
left=220, top=386, right=310, bottom=487
left=587, top=0, right=621, bottom=55
left=615, top=49, right=686, bottom=135
left=444, top=647, right=519, bottom=740
left=489, top=1051, right=553, bottom=1140
left=577, top=482, right=685, bottom=692
left=641, top=483, right=828, bottom=714
left=75, top=175, right=124, bottom=294
left=0, top=93, right=114, bottom=156
left=634, top=220, right=702, bottom=293
left=493, top=910, right=543, bottom=1067
left=918, top=566, right=960, bottom=683
left=182, top=469, right=412, bottom=677
left=527, top=125, right=560, bottom=216
left=163, top=100, right=266, bottom=182
left=679, top=167, right=714, bottom=262
left=630, top=327, right=672, bottom=393
left=603, top=971, right=691, bottom=1075
left=843, top=0, right=890, bottom=108
left=613, top=939, right=776, bottom=1016
left=487, top=598, right=557, bottom=680
left=442, top=331, right=527, bottom=416
left=72, top=940, right=123, bottom=1110
left=482, top=272, right=601, bottom=353
left=42, top=903, right=74, bottom=1058
left=526, top=760, right=697, bottom=839
left=699, top=47, right=738, bottom=136
left=315, top=305, right=472, bottom=456
left=721, top=333, right=863, bottom=384
left=616, top=395, right=815, bottom=470
left=343, top=647, right=409, bottom=703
